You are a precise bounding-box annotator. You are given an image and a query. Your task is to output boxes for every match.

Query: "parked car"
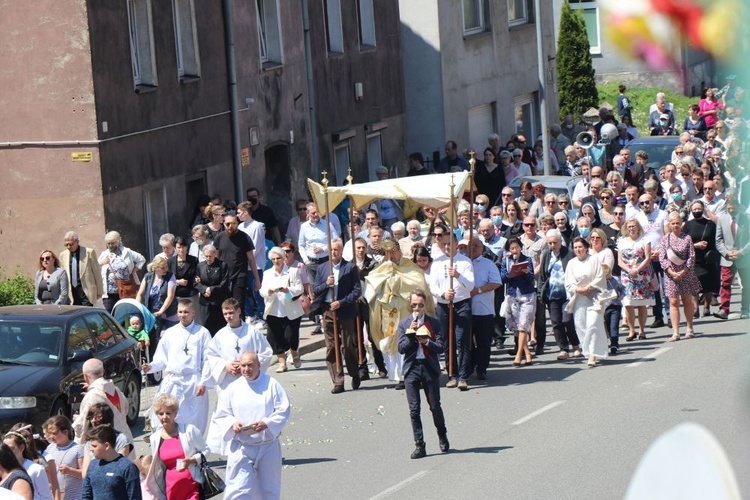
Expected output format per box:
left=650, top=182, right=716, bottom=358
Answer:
left=0, top=305, right=141, bottom=432
left=508, top=175, right=583, bottom=220
left=625, top=136, right=686, bottom=171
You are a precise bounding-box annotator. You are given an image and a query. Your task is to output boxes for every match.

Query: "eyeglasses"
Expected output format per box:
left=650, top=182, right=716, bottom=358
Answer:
left=600, top=196, right=611, bottom=200
left=297, top=207, right=307, bottom=212
left=591, top=175, right=602, bottom=178
left=410, top=303, right=425, bottom=308
left=545, top=201, right=555, bottom=205
left=675, top=151, right=684, bottom=155
left=40, top=256, right=52, bottom=261
left=522, top=223, right=535, bottom=227
left=502, top=193, right=512, bottom=197
left=558, top=201, right=569, bottom=206
left=224, top=222, right=237, bottom=227
left=433, top=233, right=444, bottom=237
left=639, top=201, right=652, bottom=206
left=614, top=212, right=625, bottom=216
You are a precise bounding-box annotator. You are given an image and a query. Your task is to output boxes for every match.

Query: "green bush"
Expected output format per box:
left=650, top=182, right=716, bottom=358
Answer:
left=0, top=270, right=35, bottom=306
left=557, top=1, right=598, bottom=120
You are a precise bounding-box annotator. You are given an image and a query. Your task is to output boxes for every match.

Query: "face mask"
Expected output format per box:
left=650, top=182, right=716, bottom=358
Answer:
left=671, top=193, right=682, bottom=202
left=579, top=227, right=591, bottom=238
left=474, top=204, right=486, bottom=214
left=492, top=216, right=503, bottom=226
left=692, top=211, right=704, bottom=219
left=409, top=233, right=420, bottom=240
left=660, top=120, right=668, bottom=126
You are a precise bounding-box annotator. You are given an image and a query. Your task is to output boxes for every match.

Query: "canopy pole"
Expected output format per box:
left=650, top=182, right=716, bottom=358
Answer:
left=468, top=151, right=476, bottom=244
left=448, top=174, right=455, bottom=379
left=322, top=171, right=341, bottom=374
left=347, top=168, right=364, bottom=366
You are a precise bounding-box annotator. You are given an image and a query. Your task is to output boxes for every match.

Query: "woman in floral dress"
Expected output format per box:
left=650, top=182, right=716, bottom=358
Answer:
left=660, top=212, right=702, bottom=341
left=617, top=219, right=655, bottom=341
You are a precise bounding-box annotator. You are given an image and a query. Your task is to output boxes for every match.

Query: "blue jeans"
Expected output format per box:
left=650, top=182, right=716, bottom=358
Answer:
left=604, top=304, right=621, bottom=347
left=245, top=272, right=265, bottom=319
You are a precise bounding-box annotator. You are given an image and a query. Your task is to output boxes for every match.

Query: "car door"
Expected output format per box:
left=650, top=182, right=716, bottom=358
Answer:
left=82, top=312, right=126, bottom=389
left=64, top=316, right=97, bottom=411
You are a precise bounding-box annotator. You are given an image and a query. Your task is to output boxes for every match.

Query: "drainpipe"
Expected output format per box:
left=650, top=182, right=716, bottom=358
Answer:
left=222, top=0, right=244, bottom=202
left=302, top=0, right=320, bottom=179
left=535, top=0, right=551, bottom=175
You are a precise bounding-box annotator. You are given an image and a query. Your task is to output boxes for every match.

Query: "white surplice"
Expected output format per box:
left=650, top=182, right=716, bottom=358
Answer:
left=564, top=255, right=609, bottom=359
left=145, top=321, right=213, bottom=432
left=205, top=322, right=272, bottom=453
left=212, top=373, right=291, bottom=500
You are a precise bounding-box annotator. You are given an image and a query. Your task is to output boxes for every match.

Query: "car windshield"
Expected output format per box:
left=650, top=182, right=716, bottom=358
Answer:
left=628, top=140, right=682, bottom=171
left=0, top=321, right=63, bottom=366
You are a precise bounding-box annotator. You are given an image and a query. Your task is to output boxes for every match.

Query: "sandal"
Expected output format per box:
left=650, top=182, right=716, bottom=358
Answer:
left=684, top=329, right=695, bottom=339
left=529, top=339, right=537, bottom=347
left=572, top=349, right=582, bottom=358
left=668, top=334, right=681, bottom=342
left=557, top=351, right=570, bottom=360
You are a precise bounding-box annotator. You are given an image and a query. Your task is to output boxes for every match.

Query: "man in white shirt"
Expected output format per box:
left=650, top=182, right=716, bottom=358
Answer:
left=142, top=299, right=213, bottom=431
left=661, top=163, right=687, bottom=196
left=699, top=180, right=727, bottom=221
left=298, top=202, right=340, bottom=283
left=466, top=237, right=501, bottom=381
left=624, top=185, right=642, bottom=219
left=635, top=194, right=668, bottom=328
left=428, top=232, right=474, bottom=390
left=572, top=160, right=591, bottom=208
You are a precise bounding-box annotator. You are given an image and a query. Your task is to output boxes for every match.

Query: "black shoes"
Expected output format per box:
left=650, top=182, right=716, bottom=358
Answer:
left=411, top=441, right=426, bottom=459
left=359, top=371, right=370, bottom=381
left=378, top=370, right=388, bottom=379
left=609, top=345, right=619, bottom=355
left=331, top=385, right=344, bottom=394
left=351, top=377, right=361, bottom=390
left=650, top=319, right=666, bottom=328
left=394, top=381, right=405, bottom=390
left=439, top=434, right=450, bottom=453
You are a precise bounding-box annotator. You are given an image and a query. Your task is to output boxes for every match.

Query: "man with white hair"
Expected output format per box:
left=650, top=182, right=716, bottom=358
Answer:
left=60, top=231, right=102, bottom=306
left=649, top=93, right=675, bottom=133
left=73, top=358, right=132, bottom=442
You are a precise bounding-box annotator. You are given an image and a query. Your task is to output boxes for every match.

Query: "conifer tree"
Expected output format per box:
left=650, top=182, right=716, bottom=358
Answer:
left=557, top=1, right=598, bottom=119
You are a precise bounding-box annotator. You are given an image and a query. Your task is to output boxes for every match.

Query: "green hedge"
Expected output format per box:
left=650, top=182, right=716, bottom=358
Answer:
left=0, top=270, right=35, bottom=306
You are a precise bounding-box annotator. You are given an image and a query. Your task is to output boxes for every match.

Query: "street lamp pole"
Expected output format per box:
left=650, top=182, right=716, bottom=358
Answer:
left=535, top=0, right=551, bottom=176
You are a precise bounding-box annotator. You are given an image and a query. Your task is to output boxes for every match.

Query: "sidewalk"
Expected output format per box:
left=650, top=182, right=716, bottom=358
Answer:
left=259, top=316, right=327, bottom=366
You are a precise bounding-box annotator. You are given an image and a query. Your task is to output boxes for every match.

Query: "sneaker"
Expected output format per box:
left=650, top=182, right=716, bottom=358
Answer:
left=713, top=310, right=729, bottom=320
left=446, top=378, right=458, bottom=388
left=609, top=345, right=619, bottom=355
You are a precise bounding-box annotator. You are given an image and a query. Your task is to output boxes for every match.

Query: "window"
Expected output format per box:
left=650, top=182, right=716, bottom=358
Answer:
left=323, top=0, right=344, bottom=54
left=67, top=319, right=95, bottom=358
left=84, top=313, right=118, bottom=352
left=333, top=143, right=351, bottom=186
left=172, top=0, right=200, bottom=79
left=573, top=1, right=601, bottom=54
left=143, top=184, right=169, bottom=260
left=468, top=103, right=495, bottom=157
left=357, top=0, right=376, bottom=47
left=463, top=0, right=489, bottom=35
left=127, top=0, right=158, bottom=88
left=257, top=0, right=283, bottom=65
left=508, top=0, right=528, bottom=27
left=514, top=93, right=538, bottom=143
left=366, top=133, right=383, bottom=181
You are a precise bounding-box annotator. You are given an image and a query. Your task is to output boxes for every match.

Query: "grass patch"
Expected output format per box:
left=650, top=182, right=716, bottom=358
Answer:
left=597, top=83, right=697, bottom=135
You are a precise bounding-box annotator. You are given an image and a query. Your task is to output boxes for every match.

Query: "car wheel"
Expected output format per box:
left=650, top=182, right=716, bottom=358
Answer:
left=124, top=374, right=141, bottom=427
left=50, top=398, right=69, bottom=420
left=148, top=370, right=162, bottom=385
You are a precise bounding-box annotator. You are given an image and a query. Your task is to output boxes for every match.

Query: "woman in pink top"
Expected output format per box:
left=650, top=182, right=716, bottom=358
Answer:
left=699, top=87, right=724, bottom=129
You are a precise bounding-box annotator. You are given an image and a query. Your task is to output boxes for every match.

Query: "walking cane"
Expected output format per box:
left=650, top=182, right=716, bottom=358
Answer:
left=140, top=341, right=153, bottom=434
left=448, top=175, right=456, bottom=378
left=322, top=172, right=342, bottom=374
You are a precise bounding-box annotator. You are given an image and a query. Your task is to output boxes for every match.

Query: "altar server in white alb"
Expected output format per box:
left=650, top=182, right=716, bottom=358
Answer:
left=142, top=298, right=213, bottom=431
left=205, top=298, right=272, bottom=453
left=213, top=350, right=291, bottom=500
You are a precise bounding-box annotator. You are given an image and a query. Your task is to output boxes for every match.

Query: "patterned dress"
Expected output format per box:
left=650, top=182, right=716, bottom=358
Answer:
left=617, top=236, right=655, bottom=306
left=659, top=232, right=703, bottom=297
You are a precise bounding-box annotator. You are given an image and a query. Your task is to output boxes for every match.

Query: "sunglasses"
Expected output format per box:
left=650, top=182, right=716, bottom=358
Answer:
left=591, top=175, right=602, bottom=178
left=639, top=201, right=651, bottom=206
left=410, top=303, right=425, bottom=308
left=545, top=201, right=555, bottom=205
left=224, top=222, right=237, bottom=227
left=523, top=223, right=535, bottom=227
left=614, top=212, right=625, bottom=216
left=600, top=196, right=611, bottom=200
left=502, top=193, right=512, bottom=197
left=40, top=256, right=52, bottom=261
left=297, top=207, right=307, bottom=212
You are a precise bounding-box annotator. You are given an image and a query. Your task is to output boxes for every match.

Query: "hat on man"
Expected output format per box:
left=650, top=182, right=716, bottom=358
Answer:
left=659, top=113, right=669, bottom=120
left=375, top=166, right=389, bottom=175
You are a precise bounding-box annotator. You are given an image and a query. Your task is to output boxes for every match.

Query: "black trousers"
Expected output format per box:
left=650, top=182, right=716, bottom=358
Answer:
left=470, top=314, right=494, bottom=375
left=71, top=284, right=93, bottom=306
left=548, top=299, right=579, bottom=351
left=266, top=315, right=302, bottom=354
left=230, top=274, right=247, bottom=319
left=494, top=286, right=507, bottom=343
left=533, top=296, right=547, bottom=354
left=404, top=361, right=447, bottom=443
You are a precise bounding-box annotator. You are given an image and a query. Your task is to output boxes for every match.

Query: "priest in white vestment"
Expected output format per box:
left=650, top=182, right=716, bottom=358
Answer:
left=142, top=298, right=213, bottom=432
left=205, top=298, right=272, bottom=453
left=213, top=350, right=291, bottom=500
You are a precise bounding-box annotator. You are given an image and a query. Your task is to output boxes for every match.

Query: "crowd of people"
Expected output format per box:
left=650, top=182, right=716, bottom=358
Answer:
left=15, top=81, right=750, bottom=490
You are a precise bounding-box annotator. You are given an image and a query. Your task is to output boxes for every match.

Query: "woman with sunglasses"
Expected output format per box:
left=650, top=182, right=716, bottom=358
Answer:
left=598, top=189, right=617, bottom=225
left=35, top=250, right=70, bottom=305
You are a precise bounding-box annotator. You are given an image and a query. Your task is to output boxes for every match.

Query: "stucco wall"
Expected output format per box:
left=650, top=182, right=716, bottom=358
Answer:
left=0, top=0, right=105, bottom=277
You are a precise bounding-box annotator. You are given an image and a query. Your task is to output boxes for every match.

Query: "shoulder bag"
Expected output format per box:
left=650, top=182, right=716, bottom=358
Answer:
left=109, top=263, right=138, bottom=299
left=199, top=453, right=225, bottom=499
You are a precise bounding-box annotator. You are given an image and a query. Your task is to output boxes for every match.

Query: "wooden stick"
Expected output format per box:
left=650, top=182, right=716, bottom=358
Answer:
left=347, top=168, right=364, bottom=366
left=448, top=174, right=455, bottom=378
left=322, top=171, right=341, bottom=374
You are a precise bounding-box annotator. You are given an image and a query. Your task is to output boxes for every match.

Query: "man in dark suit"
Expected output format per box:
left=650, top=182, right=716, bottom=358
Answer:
left=397, top=289, right=449, bottom=459
left=313, top=238, right=362, bottom=393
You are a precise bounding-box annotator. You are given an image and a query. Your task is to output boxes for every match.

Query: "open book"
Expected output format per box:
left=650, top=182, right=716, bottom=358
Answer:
left=508, top=260, right=529, bottom=279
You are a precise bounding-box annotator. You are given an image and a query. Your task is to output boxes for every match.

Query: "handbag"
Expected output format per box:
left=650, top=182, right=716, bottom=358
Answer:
left=199, top=453, right=225, bottom=499
left=699, top=224, right=720, bottom=267
left=109, top=263, right=138, bottom=298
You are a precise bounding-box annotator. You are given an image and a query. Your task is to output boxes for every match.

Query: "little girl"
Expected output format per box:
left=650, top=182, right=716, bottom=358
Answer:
left=135, top=455, right=156, bottom=500
left=42, top=416, right=84, bottom=500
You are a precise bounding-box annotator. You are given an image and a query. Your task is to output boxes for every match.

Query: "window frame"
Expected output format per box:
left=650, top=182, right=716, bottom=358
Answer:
left=463, top=0, right=485, bottom=36
left=143, top=183, right=169, bottom=261
left=127, top=0, right=158, bottom=89
left=323, top=0, right=344, bottom=55
left=332, top=142, right=351, bottom=186
left=256, top=0, right=284, bottom=67
left=507, top=0, right=529, bottom=28
left=573, top=1, right=601, bottom=55
left=366, top=132, right=383, bottom=182
left=172, top=0, right=201, bottom=80
left=357, top=0, right=376, bottom=48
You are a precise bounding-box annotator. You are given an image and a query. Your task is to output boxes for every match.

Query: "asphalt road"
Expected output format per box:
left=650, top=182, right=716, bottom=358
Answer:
left=131, top=301, right=750, bottom=499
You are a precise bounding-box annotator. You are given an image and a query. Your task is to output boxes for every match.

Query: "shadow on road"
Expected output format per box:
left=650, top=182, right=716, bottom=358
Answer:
left=282, top=457, right=337, bottom=466
left=447, top=445, right=513, bottom=455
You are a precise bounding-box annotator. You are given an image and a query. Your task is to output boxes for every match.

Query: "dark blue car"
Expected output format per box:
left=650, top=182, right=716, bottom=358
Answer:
left=0, top=305, right=141, bottom=432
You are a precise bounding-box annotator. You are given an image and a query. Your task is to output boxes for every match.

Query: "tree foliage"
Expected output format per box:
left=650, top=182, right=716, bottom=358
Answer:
left=557, top=1, right=599, bottom=120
